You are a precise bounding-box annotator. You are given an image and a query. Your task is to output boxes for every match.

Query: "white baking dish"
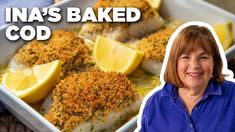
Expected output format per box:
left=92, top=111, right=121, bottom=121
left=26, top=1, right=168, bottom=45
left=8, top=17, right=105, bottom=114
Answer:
left=0, top=0, right=235, bottom=131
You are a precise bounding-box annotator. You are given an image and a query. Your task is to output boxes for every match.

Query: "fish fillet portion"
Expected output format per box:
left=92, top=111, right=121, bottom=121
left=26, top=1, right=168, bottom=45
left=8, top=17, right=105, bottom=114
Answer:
left=79, top=0, right=164, bottom=42
left=12, top=30, right=95, bottom=77
left=136, top=28, right=176, bottom=75
left=43, top=71, right=140, bottom=131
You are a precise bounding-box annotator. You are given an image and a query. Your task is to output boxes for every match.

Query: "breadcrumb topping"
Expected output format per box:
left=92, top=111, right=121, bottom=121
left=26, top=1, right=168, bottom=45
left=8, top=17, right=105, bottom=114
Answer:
left=137, top=28, right=176, bottom=62
left=79, top=0, right=158, bottom=41
left=14, top=30, right=94, bottom=77
left=94, top=0, right=156, bottom=20
left=44, top=70, right=139, bottom=131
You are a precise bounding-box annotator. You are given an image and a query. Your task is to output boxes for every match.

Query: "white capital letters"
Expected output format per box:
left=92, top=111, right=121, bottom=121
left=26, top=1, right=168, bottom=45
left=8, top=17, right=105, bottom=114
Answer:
left=81, top=7, right=97, bottom=22
left=37, top=26, right=51, bottom=40
left=6, top=25, right=20, bottom=41
left=67, top=7, right=81, bottom=22
left=126, top=8, right=141, bottom=22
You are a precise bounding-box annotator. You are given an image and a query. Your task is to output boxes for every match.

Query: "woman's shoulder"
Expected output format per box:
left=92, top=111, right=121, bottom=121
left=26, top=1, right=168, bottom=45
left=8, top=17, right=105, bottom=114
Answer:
left=144, top=87, right=163, bottom=106
left=140, top=84, right=166, bottom=115
left=143, top=82, right=174, bottom=107
left=221, top=79, right=235, bottom=95
left=222, top=79, right=235, bottom=88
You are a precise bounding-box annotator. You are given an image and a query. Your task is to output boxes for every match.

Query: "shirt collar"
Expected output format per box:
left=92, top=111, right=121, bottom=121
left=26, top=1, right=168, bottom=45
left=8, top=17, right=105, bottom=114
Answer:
left=203, top=79, right=222, bottom=96
left=160, top=78, right=222, bottom=98
left=160, top=83, right=178, bottom=98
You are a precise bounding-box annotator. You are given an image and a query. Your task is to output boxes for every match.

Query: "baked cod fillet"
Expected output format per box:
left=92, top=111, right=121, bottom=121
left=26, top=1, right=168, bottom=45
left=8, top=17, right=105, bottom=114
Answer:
left=42, top=71, right=141, bottom=131
left=136, top=28, right=176, bottom=75
left=9, top=30, right=95, bottom=78
left=79, top=0, right=164, bottom=42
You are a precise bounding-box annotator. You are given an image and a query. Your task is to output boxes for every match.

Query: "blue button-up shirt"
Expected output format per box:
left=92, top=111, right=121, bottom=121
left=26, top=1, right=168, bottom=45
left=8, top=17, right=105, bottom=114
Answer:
left=140, top=79, right=235, bottom=132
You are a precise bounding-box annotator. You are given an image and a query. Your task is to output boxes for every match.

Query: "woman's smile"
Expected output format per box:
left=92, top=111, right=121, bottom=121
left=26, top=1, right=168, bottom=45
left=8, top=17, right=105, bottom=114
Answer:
left=187, top=72, right=203, bottom=77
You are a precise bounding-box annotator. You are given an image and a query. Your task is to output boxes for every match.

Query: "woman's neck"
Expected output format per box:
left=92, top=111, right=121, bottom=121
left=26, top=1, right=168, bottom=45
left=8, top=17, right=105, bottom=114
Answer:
left=178, top=86, right=207, bottom=115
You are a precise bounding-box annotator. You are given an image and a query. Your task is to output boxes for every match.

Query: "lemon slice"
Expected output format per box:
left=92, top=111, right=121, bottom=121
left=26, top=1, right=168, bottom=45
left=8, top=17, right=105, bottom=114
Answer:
left=146, top=0, right=162, bottom=10
left=213, top=22, right=233, bottom=50
left=2, top=60, right=61, bottom=103
left=94, top=36, right=144, bottom=75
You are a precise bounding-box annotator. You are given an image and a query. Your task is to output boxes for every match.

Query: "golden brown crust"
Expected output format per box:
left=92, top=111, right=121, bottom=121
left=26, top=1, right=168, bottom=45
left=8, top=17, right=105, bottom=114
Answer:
left=137, top=28, right=176, bottom=62
left=14, top=30, right=94, bottom=77
left=94, top=0, right=156, bottom=20
left=79, top=0, right=158, bottom=41
left=44, top=70, right=139, bottom=131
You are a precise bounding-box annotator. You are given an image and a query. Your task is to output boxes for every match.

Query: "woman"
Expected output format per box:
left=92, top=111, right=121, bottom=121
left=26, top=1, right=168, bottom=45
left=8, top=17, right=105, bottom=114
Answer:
left=137, top=22, right=235, bottom=132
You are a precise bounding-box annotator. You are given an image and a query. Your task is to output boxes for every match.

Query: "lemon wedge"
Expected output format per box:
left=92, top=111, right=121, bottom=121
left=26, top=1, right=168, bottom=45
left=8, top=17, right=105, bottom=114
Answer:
left=146, top=0, right=162, bottom=10
left=1, top=60, right=61, bottom=103
left=213, top=22, right=233, bottom=50
left=94, top=36, right=144, bottom=75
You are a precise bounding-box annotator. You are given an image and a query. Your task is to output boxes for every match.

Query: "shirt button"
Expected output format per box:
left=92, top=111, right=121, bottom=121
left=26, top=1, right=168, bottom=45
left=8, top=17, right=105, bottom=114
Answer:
left=190, top=124, right=193, bottom=128
left=194, top=107, right=197, bottom=110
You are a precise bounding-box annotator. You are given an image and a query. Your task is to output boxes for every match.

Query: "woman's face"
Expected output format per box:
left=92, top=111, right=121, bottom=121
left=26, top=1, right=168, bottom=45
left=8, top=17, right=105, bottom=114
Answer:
left=177, top=45, right=213, bottom=89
